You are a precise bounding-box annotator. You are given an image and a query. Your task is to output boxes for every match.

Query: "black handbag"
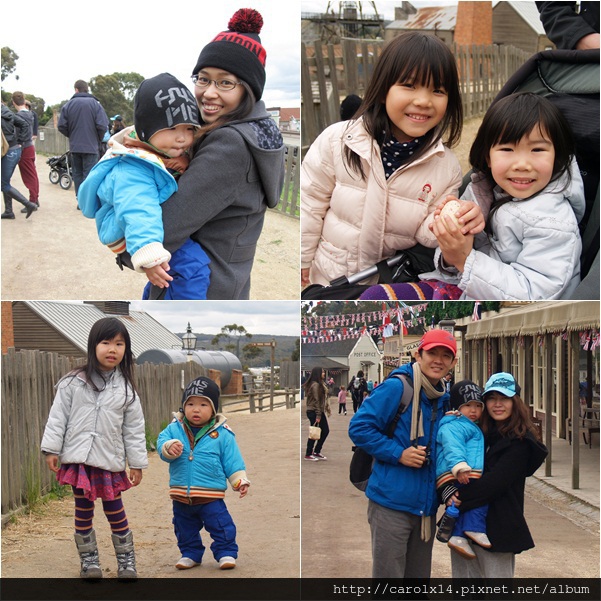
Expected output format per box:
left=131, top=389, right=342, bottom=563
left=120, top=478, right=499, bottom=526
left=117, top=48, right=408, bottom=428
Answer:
left=302, top=244, right=435, bottom=301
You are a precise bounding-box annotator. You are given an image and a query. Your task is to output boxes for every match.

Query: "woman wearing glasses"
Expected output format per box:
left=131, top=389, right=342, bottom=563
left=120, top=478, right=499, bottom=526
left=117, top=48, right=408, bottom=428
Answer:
left=147, top=8, right=286, bottom=299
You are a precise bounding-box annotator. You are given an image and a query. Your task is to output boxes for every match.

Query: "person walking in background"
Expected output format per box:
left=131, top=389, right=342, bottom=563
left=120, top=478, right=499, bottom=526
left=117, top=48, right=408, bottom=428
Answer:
left=444, top=372, right=547, bottom=578
left=350, top=370, right=367, bottom=413
left=338, top=385, right=348, bottom=415
left=40, top=318, right=147, bottom=580
left=110, top=115, right=125, bottom=136
left=24, top=99, right=39, bottom=140
left=304, top=367, right=330, bottom=461
left=157, top=376, right=250, bottom=571
left=12, top=91, right=40, bottom=212
left=58, top=79, right=109, bottom=200
left=1, top=102, right=37, bottom=219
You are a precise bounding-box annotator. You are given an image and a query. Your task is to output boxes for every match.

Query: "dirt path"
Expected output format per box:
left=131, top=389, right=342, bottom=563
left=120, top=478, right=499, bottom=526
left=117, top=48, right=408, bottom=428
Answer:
left=1, top=155, right=299, bottom=300
left=1, top=408, right=300, bottom=578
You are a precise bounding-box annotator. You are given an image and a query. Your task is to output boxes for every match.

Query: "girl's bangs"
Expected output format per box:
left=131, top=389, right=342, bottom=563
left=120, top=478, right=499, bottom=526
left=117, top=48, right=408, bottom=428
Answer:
left=395, top=47, right=450, bottom=90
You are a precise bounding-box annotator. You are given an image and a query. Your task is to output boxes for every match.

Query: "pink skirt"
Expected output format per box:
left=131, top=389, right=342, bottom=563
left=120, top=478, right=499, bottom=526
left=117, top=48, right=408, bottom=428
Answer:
left=57, top=464, right=132, bottom=501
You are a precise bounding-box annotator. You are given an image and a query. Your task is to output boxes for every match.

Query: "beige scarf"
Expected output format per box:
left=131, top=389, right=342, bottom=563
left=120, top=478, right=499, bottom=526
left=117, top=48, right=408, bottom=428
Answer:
left=410, top=362, right=446, bottom=541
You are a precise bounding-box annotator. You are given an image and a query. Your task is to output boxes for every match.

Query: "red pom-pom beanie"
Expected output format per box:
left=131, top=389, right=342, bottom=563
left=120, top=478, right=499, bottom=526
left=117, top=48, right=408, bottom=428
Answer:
left=192, top=8, right=266, bottom=101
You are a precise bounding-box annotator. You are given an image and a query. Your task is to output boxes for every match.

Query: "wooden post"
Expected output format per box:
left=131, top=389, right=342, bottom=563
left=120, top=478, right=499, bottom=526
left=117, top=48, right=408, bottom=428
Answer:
left=570, top=331, right=580, bottom=489
left=249, top=391, right=256, bottom=414
left=544, top=334, right=553, bottom=477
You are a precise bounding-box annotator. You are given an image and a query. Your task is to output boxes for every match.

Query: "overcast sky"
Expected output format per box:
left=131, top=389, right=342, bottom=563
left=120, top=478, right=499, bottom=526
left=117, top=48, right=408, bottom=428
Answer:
left=129, top=301, right=300, bottom=337
left=2, top=0, right=300, bottom=108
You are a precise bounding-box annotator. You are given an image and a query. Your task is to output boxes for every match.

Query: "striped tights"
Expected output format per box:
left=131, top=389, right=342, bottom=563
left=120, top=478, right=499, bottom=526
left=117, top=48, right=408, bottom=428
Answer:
left=73, top=487, right=129, bottom=535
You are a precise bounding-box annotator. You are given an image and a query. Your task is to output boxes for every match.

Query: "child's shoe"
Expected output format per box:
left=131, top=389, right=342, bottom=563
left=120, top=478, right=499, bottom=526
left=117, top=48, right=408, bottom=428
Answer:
left=304, top=455, right=319, bottom=461
left=219, top=556, right=236, bottom=569
left=313, top=453, right=328, bottom=460
left=176, top=557, right=200, bottom=570
left=111, top=531, right=137, bottom=580
left=465, top=531, right=492, bottom=548
left=448, top=536, right=476, bottom=559
left=74, top=530, right=102, bottom=579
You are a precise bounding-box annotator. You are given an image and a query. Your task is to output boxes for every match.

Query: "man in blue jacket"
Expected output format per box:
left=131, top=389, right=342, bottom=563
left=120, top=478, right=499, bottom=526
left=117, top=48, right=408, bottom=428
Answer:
left=58, top=80, right=109, bottom=199
left=349, top=328, right=456, bottom=578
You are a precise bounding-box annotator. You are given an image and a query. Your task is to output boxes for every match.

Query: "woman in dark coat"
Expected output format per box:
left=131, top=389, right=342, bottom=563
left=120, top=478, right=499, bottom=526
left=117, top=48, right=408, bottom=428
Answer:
left=444, top=372, right=548, bottom=578
left=304, top=367, right=330, bottom=461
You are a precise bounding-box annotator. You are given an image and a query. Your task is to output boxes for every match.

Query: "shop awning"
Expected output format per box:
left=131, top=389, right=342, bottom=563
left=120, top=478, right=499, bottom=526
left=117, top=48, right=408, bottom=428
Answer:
left=465, top=301, right=599, bottom=340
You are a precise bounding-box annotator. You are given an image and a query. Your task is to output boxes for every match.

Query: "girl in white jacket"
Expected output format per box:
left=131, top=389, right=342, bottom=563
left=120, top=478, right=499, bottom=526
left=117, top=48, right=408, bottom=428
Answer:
left=301, top=32, right=484, bottom=288
left=41, top=317, right=148, bottom=580
left=361, top=93, right=585, bottom=300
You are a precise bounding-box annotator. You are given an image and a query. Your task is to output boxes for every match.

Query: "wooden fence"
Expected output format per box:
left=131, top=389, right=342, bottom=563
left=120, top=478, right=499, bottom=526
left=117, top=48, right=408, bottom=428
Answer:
left=301, top=39, right=531, bottom=154
left=34, top=131, right=300, bottom=219
left=1, top=348, right=298, bottom=517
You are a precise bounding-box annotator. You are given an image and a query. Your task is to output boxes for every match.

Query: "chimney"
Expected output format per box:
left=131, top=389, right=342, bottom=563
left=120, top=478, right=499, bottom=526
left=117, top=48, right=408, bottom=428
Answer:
left=455, top=1, right=493, bottom=46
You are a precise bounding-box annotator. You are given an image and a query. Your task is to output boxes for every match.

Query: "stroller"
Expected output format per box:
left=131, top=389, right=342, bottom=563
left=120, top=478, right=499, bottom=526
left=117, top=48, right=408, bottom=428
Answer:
left=302, top=48, right=600, bottom=301
left=46, top=151, right=73, bottom=190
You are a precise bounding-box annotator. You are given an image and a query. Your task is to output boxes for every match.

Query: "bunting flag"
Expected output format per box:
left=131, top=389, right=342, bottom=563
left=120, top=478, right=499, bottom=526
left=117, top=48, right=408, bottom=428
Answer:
left=472, top=301, right=482, bottom=321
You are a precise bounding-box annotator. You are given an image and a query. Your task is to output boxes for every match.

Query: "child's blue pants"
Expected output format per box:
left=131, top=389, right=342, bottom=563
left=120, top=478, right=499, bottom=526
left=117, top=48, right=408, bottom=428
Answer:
left=172, top=499, right=238, bottom=563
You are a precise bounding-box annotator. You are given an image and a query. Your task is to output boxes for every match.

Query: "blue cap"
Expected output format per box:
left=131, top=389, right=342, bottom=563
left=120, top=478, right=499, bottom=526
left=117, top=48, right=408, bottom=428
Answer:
left=483, top=372, right=516, bottom=398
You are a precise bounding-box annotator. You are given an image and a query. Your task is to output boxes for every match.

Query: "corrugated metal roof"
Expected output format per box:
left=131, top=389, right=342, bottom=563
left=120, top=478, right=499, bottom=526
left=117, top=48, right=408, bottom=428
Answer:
left=504, top=1, right=546, bottom=36
left=387, top=6, right=457, bottom=31
left=23, top=301, right=183, bottom=358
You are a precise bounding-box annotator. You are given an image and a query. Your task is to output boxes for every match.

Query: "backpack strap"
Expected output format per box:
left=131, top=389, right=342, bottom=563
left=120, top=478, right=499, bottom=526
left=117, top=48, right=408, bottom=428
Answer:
left=384, top=373, right=413, bottom=438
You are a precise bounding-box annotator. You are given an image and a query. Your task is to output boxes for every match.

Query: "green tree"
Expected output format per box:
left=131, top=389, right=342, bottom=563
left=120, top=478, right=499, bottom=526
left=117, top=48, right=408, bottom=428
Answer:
left=211, top=324, right=252, bottom=358
left=1, top=47, right=19, bottom=82
left=291, top=338, right=300, bottom=361
left=89, top=72, right=144, bottom=125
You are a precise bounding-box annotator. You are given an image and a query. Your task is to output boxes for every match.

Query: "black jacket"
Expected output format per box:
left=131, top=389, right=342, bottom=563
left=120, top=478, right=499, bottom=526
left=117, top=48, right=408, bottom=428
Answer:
left=536, top=2, right=600, bottom=49
left=1, top=104, right=30, bottom=148
left=457, top=428, right=548, bottom=554
left=57, top=92, right=109, bottom=154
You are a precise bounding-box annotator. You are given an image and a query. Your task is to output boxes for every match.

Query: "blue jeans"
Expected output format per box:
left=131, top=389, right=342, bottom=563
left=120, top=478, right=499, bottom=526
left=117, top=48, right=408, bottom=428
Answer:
left=172, top=499, right=238, bottom=564
left=71, top=152, right=98, bottom=196
left=2, top=146, right=30, bottom=209
left=1, top=146, right=22, bottom=192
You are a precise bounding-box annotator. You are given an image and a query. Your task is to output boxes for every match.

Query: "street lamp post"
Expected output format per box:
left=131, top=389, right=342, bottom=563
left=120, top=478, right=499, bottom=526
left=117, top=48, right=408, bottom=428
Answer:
left=181, top=322, right=198, bottom=357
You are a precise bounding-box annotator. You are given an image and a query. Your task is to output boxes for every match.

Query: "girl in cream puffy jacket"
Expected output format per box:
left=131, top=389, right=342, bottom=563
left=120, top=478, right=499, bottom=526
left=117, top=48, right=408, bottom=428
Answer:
left=301, top=32, right=464, bottom=287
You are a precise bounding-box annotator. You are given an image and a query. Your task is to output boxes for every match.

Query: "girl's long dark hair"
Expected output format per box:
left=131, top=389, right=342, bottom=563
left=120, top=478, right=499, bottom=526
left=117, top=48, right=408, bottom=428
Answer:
left=73, top=318, right=138, bottom=404
left=480, top=393, right=540, bottom=440
left=345, top=31, right=463, bottom=179
left=469, top=93, right=575, bottom=235
left=304, top=366, right=324, bottom=394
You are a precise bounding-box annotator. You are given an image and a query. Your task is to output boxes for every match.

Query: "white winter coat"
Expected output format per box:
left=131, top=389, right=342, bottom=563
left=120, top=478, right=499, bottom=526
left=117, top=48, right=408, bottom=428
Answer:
left=41, top=370, right=148, bottom=472
left=422, top=159, right=585, bottom=300
left=301, top=118, right=463, bottom=285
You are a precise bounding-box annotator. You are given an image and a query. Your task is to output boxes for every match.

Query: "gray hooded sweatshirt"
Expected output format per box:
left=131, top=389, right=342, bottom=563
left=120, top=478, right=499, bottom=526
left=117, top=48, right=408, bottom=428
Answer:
left=157, top=101, right=285, bottom=299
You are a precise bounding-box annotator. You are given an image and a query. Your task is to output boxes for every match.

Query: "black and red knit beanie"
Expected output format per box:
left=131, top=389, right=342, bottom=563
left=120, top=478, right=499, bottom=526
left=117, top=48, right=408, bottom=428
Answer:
left=192, top=8, right=267, bottom=101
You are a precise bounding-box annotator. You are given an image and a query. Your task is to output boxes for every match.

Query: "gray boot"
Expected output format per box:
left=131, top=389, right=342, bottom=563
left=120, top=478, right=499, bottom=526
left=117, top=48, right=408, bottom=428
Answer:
left=74, top=530, right=103, bottom=579
left=111, top=531, right=137, bottom=580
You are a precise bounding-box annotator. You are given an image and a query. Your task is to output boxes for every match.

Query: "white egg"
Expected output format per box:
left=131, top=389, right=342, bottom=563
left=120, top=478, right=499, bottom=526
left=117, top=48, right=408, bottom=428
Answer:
left=440, top=200, right=462, bottom=229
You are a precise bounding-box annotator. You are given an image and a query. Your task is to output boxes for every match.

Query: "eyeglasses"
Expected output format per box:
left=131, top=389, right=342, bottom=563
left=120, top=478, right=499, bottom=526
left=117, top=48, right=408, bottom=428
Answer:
left=191, top=76, right=241, bottom=91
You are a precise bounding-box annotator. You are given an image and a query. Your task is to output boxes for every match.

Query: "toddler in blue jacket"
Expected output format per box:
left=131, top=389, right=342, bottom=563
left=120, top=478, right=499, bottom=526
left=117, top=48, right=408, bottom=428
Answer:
left=157, top=376, right=250, bottom=570
left=436, top=379, right=491, bottom=559
left=79, top=73, right=211, bottom=299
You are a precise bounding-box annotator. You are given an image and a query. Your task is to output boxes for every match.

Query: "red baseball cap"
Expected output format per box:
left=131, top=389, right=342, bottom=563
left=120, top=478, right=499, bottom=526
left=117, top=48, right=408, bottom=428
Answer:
left=418, top=329, right=457, bottom=357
